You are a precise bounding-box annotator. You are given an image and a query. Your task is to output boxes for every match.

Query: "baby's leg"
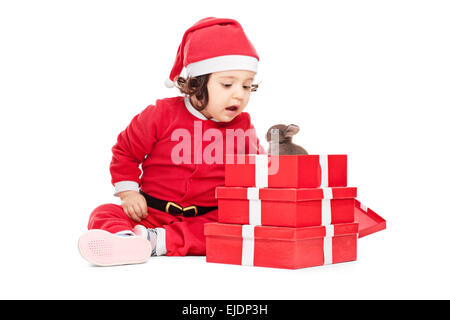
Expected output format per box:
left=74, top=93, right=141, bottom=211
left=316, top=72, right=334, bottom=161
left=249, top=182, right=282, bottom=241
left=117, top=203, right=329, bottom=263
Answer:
left=79, top=204, right=153, bottom=266
left=80, top=204, right=219, bottom=264
left=156, top=209, right=219, bottom=257
left=112, top=206, right=218, bottom=257
left=87, top=203, right=137, bottom=234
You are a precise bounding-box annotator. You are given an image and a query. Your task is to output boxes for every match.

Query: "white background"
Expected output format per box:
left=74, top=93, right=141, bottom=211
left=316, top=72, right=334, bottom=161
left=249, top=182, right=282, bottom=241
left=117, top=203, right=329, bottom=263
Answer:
left=1, top=0, right=449, bottom=300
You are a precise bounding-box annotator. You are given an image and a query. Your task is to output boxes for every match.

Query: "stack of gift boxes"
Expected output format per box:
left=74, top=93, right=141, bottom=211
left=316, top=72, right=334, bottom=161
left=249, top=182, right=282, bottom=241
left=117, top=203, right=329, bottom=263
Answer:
left=204, top=154, right=385, bottom=269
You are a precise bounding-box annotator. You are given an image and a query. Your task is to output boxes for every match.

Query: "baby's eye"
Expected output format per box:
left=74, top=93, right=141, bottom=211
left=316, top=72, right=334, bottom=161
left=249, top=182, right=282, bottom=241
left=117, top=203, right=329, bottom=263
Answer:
left=222, top=83, right=233, bottom=88
left=243, top=85, right=251, bottom=90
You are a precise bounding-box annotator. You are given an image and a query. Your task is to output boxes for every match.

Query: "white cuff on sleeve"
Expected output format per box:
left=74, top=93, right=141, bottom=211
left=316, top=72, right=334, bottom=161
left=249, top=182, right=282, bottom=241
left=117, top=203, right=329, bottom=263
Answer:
left=114, top=181, right=140, bottom=196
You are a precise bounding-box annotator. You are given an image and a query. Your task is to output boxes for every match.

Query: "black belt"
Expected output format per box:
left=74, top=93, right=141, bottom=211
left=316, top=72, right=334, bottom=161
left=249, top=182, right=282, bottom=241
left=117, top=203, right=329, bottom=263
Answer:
left=139, top=191, right=217, bottom=217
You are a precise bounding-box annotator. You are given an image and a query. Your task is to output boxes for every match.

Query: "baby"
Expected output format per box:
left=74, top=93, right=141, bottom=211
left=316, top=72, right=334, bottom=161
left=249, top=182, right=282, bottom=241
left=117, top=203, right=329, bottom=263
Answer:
left=78, top=17, right=264, bottom=266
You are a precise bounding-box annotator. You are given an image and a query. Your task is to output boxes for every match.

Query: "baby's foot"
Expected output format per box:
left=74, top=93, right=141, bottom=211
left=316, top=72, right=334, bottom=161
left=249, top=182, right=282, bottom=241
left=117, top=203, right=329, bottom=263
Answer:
left=78, top=228, right=152, bottom=266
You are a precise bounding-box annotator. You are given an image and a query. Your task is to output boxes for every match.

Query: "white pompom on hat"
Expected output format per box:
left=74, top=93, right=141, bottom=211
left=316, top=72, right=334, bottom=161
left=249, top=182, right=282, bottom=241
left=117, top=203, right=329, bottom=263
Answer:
left=164, top=78, right=175, bottom=88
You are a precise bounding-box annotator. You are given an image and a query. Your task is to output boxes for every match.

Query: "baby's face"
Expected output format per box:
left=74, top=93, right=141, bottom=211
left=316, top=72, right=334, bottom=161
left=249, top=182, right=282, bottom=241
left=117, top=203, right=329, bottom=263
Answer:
left=201, top=70, right=256, bottom=122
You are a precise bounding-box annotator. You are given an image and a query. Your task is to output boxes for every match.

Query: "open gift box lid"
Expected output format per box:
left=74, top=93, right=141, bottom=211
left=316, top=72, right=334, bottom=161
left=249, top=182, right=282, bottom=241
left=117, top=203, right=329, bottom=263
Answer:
left=354, top=200, right=386, bottom=238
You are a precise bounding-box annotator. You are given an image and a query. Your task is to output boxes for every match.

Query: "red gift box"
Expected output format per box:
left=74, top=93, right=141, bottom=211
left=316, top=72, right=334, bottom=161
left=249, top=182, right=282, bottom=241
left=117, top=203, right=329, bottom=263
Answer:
left=216, top=186, right=356, bottom=227
left=205, top=222, right=358, bottom=269
left=225, top=154, right=347, bottom=188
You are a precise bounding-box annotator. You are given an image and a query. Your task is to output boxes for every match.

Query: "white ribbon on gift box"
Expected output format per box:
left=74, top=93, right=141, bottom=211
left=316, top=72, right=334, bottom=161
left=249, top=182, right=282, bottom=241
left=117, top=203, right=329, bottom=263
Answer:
left=323, top=225, right=334, bottom=265
left=246, top=187, right=334, bottom=226
left=319, top=154, right=329, bottom=187
left=253, top=154, right=330, bottom=187
left=254, top=154, right=269, bottom=188
left=322, top=187, right=333, bottom=225
left=241, top=225, right=256, bottom=266
left=240, top=224, right=335, bottom=267
left=321, top=187, right=334, bottom=265
left=247, top=188, right=261, bottom=225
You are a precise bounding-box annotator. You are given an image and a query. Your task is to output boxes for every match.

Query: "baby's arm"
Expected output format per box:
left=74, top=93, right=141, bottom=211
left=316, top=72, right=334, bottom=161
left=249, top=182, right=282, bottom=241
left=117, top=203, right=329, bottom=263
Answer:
left=110, top=104, right=162, bottom=222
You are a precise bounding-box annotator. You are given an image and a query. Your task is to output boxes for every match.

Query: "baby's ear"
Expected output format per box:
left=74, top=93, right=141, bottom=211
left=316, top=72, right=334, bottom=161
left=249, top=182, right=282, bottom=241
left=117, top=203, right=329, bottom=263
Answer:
left=284, top=124, right=299, bottom=137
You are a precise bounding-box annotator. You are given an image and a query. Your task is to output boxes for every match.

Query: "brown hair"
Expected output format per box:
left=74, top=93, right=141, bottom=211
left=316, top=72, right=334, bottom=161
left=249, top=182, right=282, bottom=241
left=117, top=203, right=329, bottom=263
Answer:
left=176, top=74, right=211, bottom=111
left=175, top=74, right=259, bottom=111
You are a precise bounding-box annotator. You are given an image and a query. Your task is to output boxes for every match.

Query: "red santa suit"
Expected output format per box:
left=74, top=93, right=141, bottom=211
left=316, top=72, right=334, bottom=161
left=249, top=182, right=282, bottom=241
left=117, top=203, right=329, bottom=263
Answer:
left=87, top=95, right=264, bottom=256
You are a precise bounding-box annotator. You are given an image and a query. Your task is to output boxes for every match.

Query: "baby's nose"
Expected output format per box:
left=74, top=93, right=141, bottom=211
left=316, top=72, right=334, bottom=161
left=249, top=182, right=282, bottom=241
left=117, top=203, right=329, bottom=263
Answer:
left=232, top=87, right=246, bottom=100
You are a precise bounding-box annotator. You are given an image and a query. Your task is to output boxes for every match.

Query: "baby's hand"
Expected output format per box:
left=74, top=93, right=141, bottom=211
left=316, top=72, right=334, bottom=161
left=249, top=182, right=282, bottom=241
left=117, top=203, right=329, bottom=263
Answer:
left=119, top=191, right=148, bottom=222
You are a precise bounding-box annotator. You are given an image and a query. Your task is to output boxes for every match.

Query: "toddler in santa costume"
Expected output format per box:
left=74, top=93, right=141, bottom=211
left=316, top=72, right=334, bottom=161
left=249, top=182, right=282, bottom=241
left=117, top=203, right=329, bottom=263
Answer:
left=78, top=17, right=265, bottom=266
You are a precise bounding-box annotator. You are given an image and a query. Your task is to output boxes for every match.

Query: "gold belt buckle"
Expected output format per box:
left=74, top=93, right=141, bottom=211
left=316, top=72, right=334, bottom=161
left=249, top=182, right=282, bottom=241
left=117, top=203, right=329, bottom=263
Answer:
left=182, top=205, right=198, bottom=217
left=165, top=201, right=183, bottom=213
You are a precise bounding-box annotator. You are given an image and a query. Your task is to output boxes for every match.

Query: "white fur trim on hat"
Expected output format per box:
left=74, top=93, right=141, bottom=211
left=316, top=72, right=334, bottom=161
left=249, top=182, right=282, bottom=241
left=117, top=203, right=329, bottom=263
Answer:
left=186, top=55, right=258, bottom=78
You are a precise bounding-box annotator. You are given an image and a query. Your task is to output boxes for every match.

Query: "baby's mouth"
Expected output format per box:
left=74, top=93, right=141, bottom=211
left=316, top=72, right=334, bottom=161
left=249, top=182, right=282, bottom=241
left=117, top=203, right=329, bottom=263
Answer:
left=225, top=105, right=239, bottom=112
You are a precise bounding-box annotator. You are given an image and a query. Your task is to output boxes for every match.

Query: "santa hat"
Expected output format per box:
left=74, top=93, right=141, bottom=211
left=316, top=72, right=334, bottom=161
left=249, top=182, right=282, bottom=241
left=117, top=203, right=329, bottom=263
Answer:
left=165, top=17, right=259, bottom=88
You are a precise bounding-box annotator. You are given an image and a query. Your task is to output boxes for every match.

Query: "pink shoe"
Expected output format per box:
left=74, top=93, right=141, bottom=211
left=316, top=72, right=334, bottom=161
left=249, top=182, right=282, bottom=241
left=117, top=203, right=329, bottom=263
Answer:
left=78, top=229, right=152, bottom=266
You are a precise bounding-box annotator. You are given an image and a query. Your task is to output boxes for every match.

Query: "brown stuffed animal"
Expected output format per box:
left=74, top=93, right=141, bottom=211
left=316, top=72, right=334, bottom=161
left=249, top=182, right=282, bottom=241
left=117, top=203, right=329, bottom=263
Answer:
left=266, top=124, right=308, bottom=155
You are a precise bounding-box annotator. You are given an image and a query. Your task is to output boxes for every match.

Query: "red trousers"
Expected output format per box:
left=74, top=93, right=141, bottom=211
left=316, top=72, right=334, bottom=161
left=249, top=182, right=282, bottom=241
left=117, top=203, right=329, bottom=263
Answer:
left=87, top=204, right=218, bottom=256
